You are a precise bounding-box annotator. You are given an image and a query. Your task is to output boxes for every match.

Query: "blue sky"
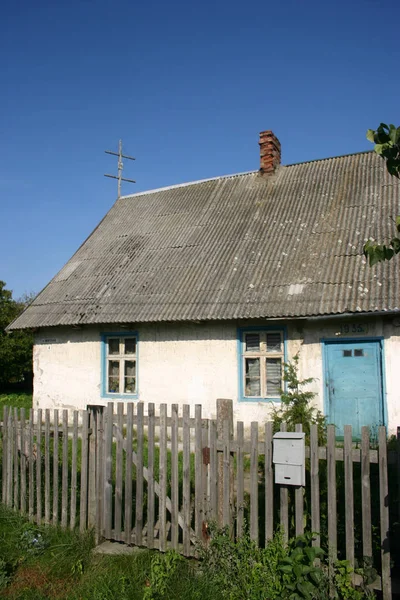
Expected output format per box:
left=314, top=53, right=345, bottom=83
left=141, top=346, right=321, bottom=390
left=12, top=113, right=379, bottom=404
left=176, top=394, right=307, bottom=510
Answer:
left=1, top=0, right=399, bottom=299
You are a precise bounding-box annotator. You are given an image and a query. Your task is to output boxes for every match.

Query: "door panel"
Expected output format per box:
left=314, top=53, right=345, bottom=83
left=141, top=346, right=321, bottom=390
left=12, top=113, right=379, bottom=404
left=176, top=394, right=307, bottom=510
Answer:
left=325, top=340, right=384, bottom=439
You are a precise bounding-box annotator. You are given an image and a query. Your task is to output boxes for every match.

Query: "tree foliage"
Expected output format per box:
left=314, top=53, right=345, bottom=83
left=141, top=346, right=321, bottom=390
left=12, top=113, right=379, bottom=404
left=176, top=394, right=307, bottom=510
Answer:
left=364, top=123, right=400, bottom=266
left=272, top=353, right=326, bottom=445
left=0, top=281, right=34, bottom=388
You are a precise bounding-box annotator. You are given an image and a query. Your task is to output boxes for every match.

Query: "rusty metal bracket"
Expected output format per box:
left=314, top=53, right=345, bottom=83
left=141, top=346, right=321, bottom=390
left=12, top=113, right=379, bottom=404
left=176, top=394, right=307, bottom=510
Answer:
left=202, top=446, right=210, bottom=465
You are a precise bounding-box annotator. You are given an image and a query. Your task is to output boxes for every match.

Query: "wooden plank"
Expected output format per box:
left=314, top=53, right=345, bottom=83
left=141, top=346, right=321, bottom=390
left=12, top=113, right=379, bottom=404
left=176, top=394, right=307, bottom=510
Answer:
left=87, top=408, right=97, bottom=529
left=52, top=410, right=59, bottom=525
left=124, top=403, right=133, bottom=544
left=20, top=408, right=26, bottom=514
left=96, top=409, right=104, bottom=538
left=7, top=409, right=13, bottom=508
left=344, top=425, right=354, bottom=566
left=36, top=409, right=42, bottom=524
left=61, top=410, right=69, bottom=528
left=222, top=418, right=230, bottom=528
left=295, top=424, right=304, bottom=537
left=209, top=419, right=217, bottom=522
left=171, top=404, right=179, bottom=550
left=70, top=411, right=78, bottom=529
left=103, top=404, right=113, bottom=538
left=327, top=425, right=337, bottom=562
left=379, top=426, right=391, bottom=600
left=182, top=404, right=191, bottom=556
left=135, top=402, right=144, bottom=546
left=397, top=427, right=400, bottom=524
left=264, top=422, right=274, bottom=543
left=202, top=419, right=209, bottom=529
left=195, top=404, right=203, bottom=537
left=310, top=423, right=320, bottom=549
left=2, top=406, right=8, bottom=503
left=28, top=409, right=34, bottom=519
left=280, top=422, right=288, bottom=542
left=361, top=426, right=372, bottom=561
left=13, top=409, right=20, bottom=510
left=79, top=410, right=89, bottom=532
left=146, top=403, right=155, bottom=549
left=250, top=422, right=259, bottom=543
left=236, top=421, right=244, bottom=537
left=114, top=402, right=124, bottom=541
left=44, top=409, right=51, bottom=523
left=159, top=404, right=167, bottom=552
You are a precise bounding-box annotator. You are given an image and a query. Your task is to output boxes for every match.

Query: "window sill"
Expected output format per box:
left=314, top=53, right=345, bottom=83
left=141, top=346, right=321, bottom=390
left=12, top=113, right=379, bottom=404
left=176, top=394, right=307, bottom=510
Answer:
left=101, top=393, right=139, bottom=401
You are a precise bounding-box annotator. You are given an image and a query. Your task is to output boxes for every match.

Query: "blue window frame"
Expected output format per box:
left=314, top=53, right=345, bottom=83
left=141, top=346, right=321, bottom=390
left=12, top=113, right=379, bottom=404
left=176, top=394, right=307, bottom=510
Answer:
left=237, top=326, right=286, bottom=402
left=101, top=332, right=139, bottom=399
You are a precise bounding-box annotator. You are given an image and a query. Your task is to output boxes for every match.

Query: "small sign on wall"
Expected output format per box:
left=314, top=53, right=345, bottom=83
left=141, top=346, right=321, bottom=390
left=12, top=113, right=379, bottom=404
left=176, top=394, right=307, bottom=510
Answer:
left=336, top=323, right=369, bottom=336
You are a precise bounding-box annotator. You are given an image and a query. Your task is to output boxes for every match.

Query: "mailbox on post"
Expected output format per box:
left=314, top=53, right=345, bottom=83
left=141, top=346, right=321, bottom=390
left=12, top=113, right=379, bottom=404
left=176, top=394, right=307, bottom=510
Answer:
left=272, top=432, right=305, bottom=486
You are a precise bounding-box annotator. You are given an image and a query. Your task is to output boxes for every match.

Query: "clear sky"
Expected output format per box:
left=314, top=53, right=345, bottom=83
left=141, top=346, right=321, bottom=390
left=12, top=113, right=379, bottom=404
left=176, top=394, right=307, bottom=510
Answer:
left=1, top=0, right=399, bottom=299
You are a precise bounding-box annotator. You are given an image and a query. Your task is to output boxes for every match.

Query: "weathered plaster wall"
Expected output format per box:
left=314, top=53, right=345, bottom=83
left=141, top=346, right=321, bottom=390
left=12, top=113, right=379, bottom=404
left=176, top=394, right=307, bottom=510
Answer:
left=33, top=316, right=400, bottom=432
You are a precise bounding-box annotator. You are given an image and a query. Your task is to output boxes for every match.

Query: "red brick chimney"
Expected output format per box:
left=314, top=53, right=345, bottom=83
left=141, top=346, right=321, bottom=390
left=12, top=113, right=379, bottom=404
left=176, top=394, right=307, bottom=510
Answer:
left=259, top=130, right=281, bottom=174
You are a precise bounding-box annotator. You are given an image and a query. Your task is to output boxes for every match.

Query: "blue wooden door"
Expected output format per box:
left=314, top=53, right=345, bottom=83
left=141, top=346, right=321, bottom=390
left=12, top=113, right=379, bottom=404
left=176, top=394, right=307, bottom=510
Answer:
left=325, top=340, right=384, bottom=439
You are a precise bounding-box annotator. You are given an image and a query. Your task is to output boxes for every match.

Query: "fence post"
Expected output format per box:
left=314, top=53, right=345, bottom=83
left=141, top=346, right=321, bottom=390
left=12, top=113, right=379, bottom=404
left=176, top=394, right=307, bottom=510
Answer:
left=216, top=399, right=233, bottom=529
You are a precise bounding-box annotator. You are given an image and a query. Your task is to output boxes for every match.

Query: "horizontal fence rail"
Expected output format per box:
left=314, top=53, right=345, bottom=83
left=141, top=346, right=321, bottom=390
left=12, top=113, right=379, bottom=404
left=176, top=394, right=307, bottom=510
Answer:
left=0, top=401, right=397, bottom=600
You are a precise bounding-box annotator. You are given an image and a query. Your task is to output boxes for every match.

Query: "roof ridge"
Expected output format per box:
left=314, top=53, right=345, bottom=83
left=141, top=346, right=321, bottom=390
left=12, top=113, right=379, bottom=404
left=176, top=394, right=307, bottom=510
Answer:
left=120, top=150, right=375, bottom=200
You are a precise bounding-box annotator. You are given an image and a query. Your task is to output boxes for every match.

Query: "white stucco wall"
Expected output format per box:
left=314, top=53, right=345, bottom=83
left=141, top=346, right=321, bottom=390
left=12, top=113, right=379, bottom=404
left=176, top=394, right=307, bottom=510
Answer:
left=33, top=316, right=400, bottom=433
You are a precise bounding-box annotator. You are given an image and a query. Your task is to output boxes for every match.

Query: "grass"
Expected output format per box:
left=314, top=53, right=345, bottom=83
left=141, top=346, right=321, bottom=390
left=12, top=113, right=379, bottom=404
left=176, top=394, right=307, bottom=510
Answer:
left=0, top=393, right=32, bottom=419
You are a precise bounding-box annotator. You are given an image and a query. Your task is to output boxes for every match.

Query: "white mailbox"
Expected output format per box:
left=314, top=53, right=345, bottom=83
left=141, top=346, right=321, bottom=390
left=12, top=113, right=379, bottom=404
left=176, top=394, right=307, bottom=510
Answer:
left=273, top=432, right=305, bottom=486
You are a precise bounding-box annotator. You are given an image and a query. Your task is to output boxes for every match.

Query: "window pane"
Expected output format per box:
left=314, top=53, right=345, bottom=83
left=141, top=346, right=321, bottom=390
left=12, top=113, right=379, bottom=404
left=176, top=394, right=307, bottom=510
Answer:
left=245, top=358, right=260, bottom=396
left=266, top=358, right=282, bottom=396
left=125, top=360, right=136, bottom=377
left=108, top=378, right=119, bottom=393
left=124, top=338, right=136, bottom=355
left=124, top=377, right=136, bottom=393
left=108, top=338, right=120, bottom=355
left=354, top=349, right=364, bottom=357
left=245, top=333, right=260, bottom=352
left=109, top=360, right=120, bottom=377
left=246, top=378, right=261, bottom=396
left=343, top=350, right=352, bottom=357
left=246, top=357, right=260, bottom=378
left=266, top=333, right=282, bottom=353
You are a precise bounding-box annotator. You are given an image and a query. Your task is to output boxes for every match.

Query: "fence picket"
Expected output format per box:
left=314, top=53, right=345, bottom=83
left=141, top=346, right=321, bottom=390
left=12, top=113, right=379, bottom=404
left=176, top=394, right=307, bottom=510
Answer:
left=379, top=426, right=391, bottom=600
left=361, top=426, right=372, bottom=561
left=344, top=425, right=354, bottom=566
left=222, top=418, right=230, bottom=528
left=103, top=404, right=113, bottom=538
left=310, top=423, right=320, bottom=550
left=80, top=410, right=89, bottom=532
left=250, top=422, right=258, bottom=543
left=171, top=404, right=179, bottom=550
left=182, top=404, right=191, bottom=555
left=13, top=408, right=19, bottom=510
left=36, top=409, right=42, bottom=524
left=327, top=425, right=337, bottom=563
left=7, top=409, right=13, bottom=508
left=280, top=422, right=288, bottom=542
left=124, top=403, right=134, bottom=545
left=70, top=411, right=78, bottom=529
left=135, top=402, right=144, bottom=547
left=115, top=402, right=124, bottom=541
left=52, top=410, right=59, bottom=525
left=236, top=421, right=244, bottom=538
left=44, top=409, right=51, bottom=523
left=159, top=404, right=167, bottom=552
left=295, top=424, right=304, bottom=537
left=2, top=406, right=8, bottom=503
left=147, top=403, right=155, bottom=549
left=20, top=408, right=26, bottom=514
left=195, top=405, right=203, bottom=537
left=265, top=422, right=274, bottom=544
left=28, top=409, right=34, bottom=520
left=61, top=410, right=68, bottom=528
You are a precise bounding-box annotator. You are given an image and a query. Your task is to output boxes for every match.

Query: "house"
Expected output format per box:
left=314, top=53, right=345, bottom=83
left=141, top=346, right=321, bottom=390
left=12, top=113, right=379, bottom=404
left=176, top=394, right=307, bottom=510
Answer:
left=8, top=131, right=400, bottom=436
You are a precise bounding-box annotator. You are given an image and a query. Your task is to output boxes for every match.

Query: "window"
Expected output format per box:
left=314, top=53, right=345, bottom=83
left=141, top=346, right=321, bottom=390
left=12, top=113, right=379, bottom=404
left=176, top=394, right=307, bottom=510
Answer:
left=240, top=329, right=285, bottom=400
left=101, top=333, right=138, bottom=398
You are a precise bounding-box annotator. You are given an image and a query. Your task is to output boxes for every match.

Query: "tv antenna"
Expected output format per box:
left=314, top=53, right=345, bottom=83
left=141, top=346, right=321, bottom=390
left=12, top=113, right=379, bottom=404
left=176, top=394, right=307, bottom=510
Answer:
left=104, top=139, right=136, bottom=198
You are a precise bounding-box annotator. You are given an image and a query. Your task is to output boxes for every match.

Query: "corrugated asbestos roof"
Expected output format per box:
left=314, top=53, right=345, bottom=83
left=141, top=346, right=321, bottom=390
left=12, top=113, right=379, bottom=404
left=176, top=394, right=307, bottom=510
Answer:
left=9, top=151, right=400, bottom=330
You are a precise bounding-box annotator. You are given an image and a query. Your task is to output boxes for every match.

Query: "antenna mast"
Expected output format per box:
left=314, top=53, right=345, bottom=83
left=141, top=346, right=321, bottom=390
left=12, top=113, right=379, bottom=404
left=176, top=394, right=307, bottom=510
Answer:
left=104, top=139, right=136, bottom=197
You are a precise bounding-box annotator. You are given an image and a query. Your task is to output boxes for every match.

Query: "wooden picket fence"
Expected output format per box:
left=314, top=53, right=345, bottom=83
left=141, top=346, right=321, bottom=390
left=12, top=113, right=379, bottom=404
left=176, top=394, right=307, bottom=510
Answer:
left=0, top=400, right=398, bottom=600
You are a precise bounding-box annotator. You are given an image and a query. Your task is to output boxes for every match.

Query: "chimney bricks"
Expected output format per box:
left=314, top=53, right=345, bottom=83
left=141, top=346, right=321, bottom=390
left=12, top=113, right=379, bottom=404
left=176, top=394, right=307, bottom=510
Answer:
left=259, top=131, right=281, bottom=174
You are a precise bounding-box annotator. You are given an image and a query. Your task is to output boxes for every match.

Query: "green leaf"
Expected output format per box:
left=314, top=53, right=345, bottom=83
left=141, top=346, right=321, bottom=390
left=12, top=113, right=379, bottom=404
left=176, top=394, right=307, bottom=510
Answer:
left=389, top=124, right=398, bottom=144
left=366, top=129, right=375, bottom=143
